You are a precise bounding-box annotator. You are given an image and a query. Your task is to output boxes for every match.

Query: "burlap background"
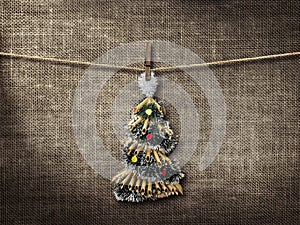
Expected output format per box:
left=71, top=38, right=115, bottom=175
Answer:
left=0, top=0, right=299, bottom=224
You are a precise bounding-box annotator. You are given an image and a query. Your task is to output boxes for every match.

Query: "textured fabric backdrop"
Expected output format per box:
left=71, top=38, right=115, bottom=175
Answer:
left=0, top=0, right=299, bottom=224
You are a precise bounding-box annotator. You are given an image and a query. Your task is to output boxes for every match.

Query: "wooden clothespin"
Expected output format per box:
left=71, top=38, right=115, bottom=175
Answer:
left=144, top=42, right=152, bottom=81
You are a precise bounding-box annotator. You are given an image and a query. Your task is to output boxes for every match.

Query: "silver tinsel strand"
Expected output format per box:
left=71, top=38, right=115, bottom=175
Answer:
left=138, top=71, right=157, bottom=97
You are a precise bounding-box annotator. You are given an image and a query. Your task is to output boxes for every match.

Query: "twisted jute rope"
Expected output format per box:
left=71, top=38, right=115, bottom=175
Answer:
left=0, top=51, right=299, bottom=72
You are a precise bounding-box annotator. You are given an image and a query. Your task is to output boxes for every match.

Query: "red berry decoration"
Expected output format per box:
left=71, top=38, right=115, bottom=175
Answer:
left=161, top=169, right=167, bottom=177
left=146, top=133, right=153, bottom=140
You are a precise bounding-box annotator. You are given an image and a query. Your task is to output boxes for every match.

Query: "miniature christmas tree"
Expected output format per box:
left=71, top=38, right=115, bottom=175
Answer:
left=111, top=72, right=184, bottom=202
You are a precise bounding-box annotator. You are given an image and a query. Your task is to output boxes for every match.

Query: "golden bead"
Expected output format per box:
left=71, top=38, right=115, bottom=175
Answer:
left=145, top=109, right=152, bottom=115
left=131, top=155, right=138, bottom=163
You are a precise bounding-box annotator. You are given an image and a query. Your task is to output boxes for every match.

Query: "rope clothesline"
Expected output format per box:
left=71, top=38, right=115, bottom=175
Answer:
left=0, top=51, right=299, bottom=72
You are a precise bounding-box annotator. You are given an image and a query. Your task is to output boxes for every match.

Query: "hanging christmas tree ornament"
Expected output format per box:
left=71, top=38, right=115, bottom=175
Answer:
left=111, top=43, right=184, bottom=202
